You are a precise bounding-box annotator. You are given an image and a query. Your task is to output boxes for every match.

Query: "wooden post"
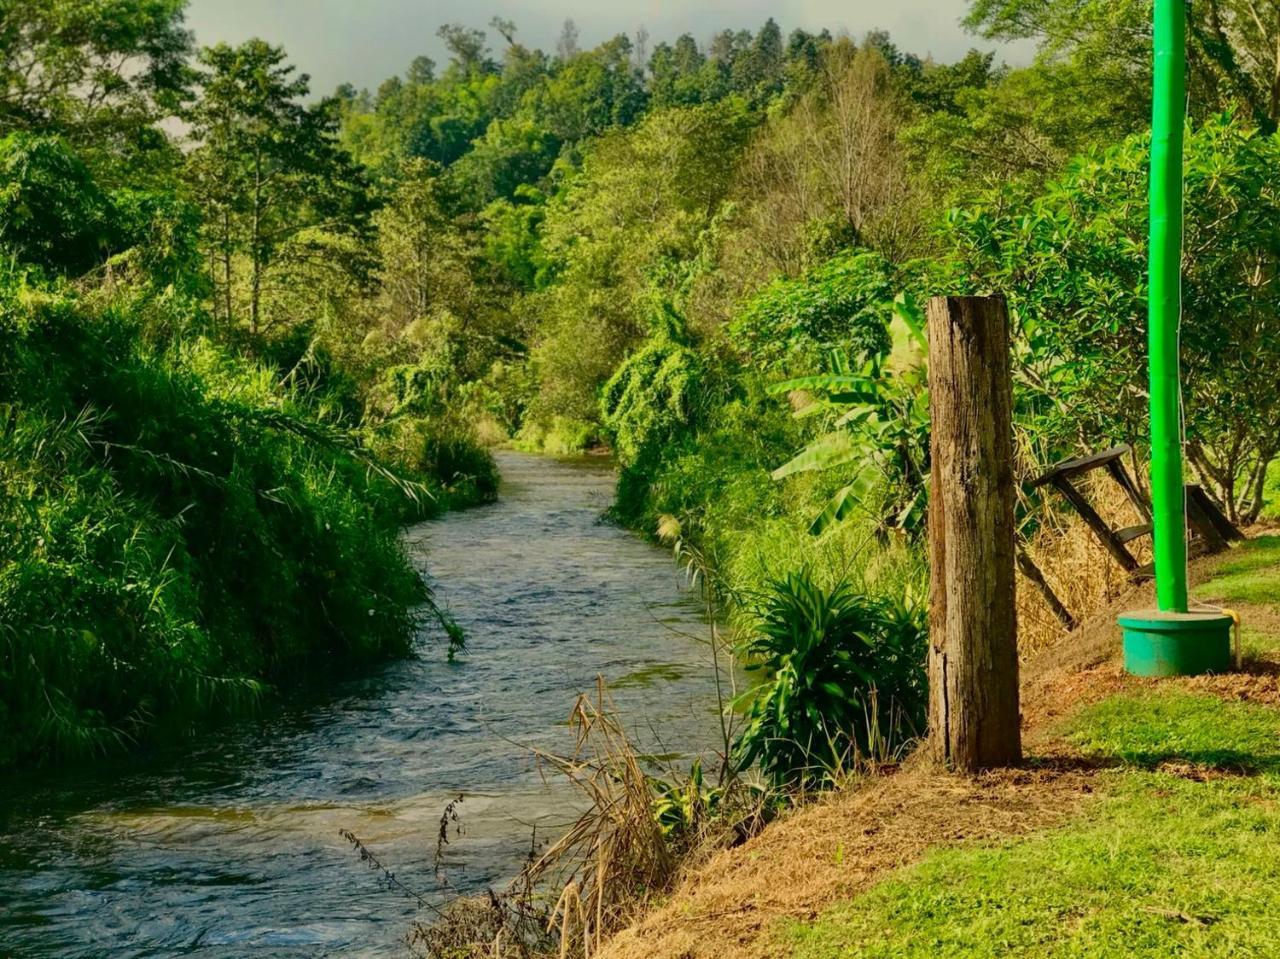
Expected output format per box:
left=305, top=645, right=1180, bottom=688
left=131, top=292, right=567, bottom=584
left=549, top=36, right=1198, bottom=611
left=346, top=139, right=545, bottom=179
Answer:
left=927, top=295, right=1022, bottom=770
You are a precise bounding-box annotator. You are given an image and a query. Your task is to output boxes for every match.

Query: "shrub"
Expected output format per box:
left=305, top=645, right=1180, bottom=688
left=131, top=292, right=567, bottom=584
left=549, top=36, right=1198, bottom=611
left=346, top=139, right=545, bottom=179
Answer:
left=729, top=250, right=896, bottom=372
left=600, top=320, right=704, bottom=467
left=733, top=571, right=927, bottom=790
left=0, top=279, right=432, bottom=767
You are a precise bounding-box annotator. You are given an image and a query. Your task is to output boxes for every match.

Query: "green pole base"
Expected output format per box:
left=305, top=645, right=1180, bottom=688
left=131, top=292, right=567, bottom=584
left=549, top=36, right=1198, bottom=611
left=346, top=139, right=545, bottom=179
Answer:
left=1118, top=609, right=1234, bottom=677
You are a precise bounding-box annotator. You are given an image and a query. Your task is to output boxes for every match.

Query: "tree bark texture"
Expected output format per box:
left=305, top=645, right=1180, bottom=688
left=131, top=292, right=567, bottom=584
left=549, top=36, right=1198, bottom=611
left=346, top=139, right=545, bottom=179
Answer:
left=927, top=295, right=1022, bottom=771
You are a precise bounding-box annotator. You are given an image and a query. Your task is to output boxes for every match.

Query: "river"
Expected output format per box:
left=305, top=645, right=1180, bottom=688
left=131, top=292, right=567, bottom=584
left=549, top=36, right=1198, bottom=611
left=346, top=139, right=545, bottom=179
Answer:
left=0, top=451, right=727, bottom=958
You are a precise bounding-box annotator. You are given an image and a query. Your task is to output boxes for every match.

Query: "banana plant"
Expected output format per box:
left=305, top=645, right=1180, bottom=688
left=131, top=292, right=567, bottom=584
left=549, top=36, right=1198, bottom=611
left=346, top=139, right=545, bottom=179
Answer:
left=768, top=293, right=930, bottom=538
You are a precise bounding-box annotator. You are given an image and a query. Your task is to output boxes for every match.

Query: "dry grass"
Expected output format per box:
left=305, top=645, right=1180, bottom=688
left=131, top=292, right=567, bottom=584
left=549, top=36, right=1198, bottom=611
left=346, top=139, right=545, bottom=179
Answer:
left=1017, top=474, right=1154, bottom=655
left=597, top=759, right=1097, bottom=959
left=527, top=681, right=678, bottom=958
left=411, top=680, right=690, bottom=959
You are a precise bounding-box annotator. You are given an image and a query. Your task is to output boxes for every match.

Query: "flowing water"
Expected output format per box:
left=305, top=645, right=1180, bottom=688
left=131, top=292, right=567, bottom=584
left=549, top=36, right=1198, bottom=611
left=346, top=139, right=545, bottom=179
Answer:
left=0, top=451, right=726, bottom=958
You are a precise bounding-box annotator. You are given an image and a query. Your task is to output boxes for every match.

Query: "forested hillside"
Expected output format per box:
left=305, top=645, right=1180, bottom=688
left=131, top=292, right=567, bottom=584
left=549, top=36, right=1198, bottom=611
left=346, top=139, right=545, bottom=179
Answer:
left=325, top=6, right=1280, bottom=622
left=4, top=0, right=1280, bottom=797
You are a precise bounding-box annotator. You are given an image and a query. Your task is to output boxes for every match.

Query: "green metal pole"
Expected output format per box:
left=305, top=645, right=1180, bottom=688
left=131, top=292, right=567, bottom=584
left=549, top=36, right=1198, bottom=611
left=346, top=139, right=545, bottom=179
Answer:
left=1149, top=0, right=1188, bottom=612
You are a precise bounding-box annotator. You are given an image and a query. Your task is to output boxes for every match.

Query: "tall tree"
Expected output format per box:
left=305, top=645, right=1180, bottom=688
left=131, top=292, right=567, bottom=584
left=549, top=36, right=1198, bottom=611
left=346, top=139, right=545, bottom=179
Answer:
left=436, top=23, right=494, bottom=76
left=0, top=0, right=192, bottom=177
left=185, top=40, right=375, bottom=337
left=966, top=0, right=1280, bottom=127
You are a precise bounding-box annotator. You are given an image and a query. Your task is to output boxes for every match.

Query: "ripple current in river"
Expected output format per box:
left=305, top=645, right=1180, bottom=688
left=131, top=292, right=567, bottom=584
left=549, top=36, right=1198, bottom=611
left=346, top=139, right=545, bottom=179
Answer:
left=0, top=451, right=726, bottom=958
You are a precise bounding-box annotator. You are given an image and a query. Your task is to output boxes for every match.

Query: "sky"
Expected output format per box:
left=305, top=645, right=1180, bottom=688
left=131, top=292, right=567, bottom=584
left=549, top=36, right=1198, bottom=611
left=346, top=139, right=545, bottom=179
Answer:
left=183, top=0, right=1034, bottom=96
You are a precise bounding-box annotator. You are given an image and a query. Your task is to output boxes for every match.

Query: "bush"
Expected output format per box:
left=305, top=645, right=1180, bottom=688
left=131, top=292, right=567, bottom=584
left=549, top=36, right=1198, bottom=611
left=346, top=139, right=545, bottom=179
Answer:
left=600, top=320, right=704, bottom=467
left=729, top=250, right=896, bottom=372
left=733, top=571, right=927, bottom=790
left=0, top=279, right=431, bottom=767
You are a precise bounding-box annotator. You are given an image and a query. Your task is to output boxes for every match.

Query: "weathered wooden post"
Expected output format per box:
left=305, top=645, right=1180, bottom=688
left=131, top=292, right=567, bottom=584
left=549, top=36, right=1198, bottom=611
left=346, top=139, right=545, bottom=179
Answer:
left=926, top=295, right=1022, bottom=770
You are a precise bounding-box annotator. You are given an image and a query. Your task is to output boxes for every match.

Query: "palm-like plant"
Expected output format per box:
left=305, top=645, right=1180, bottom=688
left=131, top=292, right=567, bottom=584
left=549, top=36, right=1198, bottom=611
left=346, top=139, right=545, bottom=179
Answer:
left=732, top=571, right=926, bottom=789
left=769, top=293, right=930, bottom=538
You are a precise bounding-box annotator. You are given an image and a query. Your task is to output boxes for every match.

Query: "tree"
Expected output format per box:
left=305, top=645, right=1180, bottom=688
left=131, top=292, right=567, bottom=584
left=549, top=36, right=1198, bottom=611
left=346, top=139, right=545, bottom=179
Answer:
left=531, top=35, right=646, bottom=142
left=966, top=0, right=1280, bottom=128
left=529, top=100, right=753, bottom=425
left=436, top=23, right=494, bottom=76
left=945, top=114, right=1280, bottom=522
left=489, top=16, right=517, bottom=46
left=376, top=159, right=479, bottom=336
left=185, top=40, right=375, bottom=337
left=406, top=55, right=436, bottom=85
left=557, top=19, right=581, bottom=61
left=0, top=0, right=192, bottom=177
left=0, top=133, right=112, bottom=274
left=732, top=18, right=785, bottom=101
left=736, top=40, right=917, bottom=273
left=649, top=34, right=709, bottom=107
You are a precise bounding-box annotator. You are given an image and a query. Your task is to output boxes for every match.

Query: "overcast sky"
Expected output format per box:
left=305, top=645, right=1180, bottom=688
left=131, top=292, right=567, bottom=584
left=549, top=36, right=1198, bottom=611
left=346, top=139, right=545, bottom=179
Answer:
left=184, top=0, right=1033, bottom=96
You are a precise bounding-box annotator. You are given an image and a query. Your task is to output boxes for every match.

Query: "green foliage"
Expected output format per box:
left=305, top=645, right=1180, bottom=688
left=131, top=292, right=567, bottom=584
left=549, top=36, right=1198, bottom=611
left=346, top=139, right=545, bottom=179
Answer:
left=185, top=39, right=377, bottom=337
left=946, top=114, right=1280, bottom=521
left=0, top=0, right=191, bottom=177
left=0, top=133, right=113, bottom=274
left=732, top=571, right=927, bottom=789
left=769, top=293, right=929, bottom=538
left=0, top=278, right=433, bottom=767
left=730, top=251, right=896, bottom=370
left=648, top=757, right=744, bottom=841
left=525, top=98, right=754, bottom=429
left=600, top=311, right=704, bottom=466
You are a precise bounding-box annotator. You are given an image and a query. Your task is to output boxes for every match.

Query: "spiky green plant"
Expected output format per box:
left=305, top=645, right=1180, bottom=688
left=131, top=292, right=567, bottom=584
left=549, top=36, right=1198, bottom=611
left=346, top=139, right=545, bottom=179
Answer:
left=732, top=571, right=926, bottom=790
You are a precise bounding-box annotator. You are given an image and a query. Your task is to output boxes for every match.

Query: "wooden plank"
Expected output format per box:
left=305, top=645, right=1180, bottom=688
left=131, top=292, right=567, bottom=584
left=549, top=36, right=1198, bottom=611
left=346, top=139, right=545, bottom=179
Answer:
left=1184, top=485, right=1229, bottom=553
left=1049, top=475, right=1140, bottom=571
left=1104, top=457, right=1153, bottom=523
left=1031, top=445, right=1131, bottom=488
left=1016, top=550, right=1077, bottom=631
left=1115, top=523, right=1153, bottom=544
left=1185, top=484, right=1244, bottom=544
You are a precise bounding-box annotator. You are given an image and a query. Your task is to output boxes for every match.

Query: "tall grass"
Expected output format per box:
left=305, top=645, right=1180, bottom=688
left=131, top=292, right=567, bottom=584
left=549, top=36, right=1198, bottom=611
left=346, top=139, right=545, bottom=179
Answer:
left=0, top=277, right=436, bottom=767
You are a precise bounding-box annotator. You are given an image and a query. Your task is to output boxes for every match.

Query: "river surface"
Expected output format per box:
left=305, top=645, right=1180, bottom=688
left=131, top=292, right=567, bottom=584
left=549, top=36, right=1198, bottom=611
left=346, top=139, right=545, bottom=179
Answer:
left=0, top=451, right=726, bottom=958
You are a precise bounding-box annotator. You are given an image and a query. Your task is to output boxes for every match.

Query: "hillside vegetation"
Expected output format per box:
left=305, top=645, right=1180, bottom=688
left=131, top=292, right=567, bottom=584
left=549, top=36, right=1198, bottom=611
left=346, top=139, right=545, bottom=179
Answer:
left=6, top=3, right=1280, bottom=932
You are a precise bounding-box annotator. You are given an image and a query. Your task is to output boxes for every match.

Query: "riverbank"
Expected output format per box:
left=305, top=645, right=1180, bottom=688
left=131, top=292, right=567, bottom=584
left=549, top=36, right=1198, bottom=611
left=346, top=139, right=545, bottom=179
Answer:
left=0, top=451, right=726, bottom=959
left=598, top=535, right=1280, bottom=958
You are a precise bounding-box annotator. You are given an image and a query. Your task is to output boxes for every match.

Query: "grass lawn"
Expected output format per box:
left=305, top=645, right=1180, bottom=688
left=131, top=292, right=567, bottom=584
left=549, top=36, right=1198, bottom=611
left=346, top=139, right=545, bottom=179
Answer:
left=784, top=537, right=1280, bottom=958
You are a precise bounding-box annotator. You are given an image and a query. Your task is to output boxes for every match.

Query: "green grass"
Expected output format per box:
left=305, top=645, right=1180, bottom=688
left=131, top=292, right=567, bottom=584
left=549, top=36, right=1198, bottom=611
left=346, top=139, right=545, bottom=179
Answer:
left=1197, top=535, right=1280, bottom=605
left=1066, top=690, right=1280, bottom=774
left=786, top=773, right=1280, bottom=958
left=785, top=686, right=1280, bottom=956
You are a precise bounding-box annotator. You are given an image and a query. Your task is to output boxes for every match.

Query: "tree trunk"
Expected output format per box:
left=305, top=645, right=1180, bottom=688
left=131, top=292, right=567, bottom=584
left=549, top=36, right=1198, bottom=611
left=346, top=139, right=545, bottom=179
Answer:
left=221, top=209, right=233, bottom=328
left=927, top=295, right=1022, bottom=771
left=250, top=146, right=263, bottom=337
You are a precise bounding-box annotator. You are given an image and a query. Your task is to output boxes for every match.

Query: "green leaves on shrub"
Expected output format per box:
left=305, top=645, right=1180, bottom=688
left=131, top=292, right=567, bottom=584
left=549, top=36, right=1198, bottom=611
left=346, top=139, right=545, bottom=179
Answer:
left=600, top=310, right=704, bottom=467
left=730, top=251, right=896, bottom=371
left=732, top=571, right=927, bottom=789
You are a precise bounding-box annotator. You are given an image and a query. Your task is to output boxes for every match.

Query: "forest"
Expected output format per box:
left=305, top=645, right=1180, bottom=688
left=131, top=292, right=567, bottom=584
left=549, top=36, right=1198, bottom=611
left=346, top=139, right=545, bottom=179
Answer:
left=5, top=0, right=1280, bottom=956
